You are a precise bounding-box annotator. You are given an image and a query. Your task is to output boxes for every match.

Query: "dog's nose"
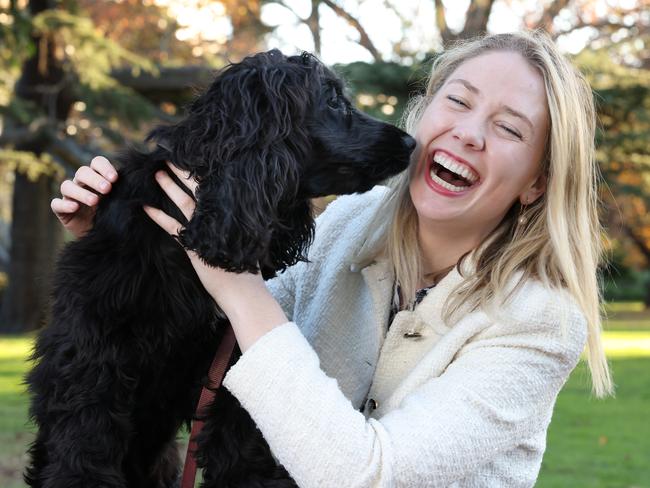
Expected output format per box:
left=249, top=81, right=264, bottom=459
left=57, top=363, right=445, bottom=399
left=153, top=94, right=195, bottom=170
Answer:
left=402, top=135, right=416, bottom=152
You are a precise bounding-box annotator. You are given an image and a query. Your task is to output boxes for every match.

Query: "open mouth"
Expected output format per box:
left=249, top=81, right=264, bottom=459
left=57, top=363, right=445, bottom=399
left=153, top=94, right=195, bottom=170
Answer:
left=428, top=151, right=479, bottom=193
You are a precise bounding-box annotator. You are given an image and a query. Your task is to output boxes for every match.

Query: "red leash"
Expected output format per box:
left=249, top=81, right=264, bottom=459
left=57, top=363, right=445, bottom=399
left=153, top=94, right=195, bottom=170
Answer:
left=181, top=324, right=237, bottom=488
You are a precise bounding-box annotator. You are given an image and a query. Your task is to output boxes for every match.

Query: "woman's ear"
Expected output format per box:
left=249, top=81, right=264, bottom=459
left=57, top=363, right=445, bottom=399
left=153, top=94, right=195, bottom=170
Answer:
left=520, top=172, right=547, bottom=205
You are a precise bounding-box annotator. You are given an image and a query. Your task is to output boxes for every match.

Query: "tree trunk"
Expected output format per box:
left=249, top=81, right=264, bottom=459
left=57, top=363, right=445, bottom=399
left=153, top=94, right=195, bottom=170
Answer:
left=1, top=173, right=63, bottom=332
left=1, top=0, right=72, bottom=332
left=222, top=0, right=271, bottom=61
left=308, top=0, right=322, bottom=56
left=620, top=223, right=650, bottom=308
left=462, top=0, right=496, bottom=38
left=435, top=0, right=496, bottom=46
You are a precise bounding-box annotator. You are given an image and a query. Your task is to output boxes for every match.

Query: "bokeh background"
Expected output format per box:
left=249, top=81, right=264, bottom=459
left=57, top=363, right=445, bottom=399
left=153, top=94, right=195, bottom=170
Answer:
left=1, top=0, right=649, bottom=486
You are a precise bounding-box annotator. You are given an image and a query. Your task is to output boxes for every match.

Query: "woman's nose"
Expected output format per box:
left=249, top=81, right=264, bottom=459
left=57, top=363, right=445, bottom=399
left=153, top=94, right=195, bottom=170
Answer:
left=452, top=121, right=485, bottom=150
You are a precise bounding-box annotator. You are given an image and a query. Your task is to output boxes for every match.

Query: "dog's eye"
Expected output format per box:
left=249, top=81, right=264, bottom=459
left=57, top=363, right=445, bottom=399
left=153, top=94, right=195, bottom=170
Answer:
left=327, top=96, right=342, bottom=109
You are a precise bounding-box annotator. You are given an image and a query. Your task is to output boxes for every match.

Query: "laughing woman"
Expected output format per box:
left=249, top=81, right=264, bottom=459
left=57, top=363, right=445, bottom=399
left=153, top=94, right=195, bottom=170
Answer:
left=52, top=30, right=612, bottom=487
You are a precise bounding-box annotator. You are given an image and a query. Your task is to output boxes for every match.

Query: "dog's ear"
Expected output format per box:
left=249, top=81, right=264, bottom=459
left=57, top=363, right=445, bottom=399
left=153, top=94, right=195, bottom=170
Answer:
left=179, top=145, right=300, bottom=274
left=157, top=52, right=312, bottom=273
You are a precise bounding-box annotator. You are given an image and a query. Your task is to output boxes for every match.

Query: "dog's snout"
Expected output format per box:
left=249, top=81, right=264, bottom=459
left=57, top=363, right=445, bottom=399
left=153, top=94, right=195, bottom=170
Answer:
left=402, top=135, right=416, bottom=152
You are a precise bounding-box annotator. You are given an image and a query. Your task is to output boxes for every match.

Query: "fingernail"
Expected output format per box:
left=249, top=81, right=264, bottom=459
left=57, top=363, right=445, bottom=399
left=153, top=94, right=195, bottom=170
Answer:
left=100, top=181, right=109, bottom=190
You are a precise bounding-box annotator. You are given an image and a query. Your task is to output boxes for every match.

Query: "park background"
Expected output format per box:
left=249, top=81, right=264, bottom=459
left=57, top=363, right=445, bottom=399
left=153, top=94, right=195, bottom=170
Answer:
left=0, top=0, right=649, bottom=486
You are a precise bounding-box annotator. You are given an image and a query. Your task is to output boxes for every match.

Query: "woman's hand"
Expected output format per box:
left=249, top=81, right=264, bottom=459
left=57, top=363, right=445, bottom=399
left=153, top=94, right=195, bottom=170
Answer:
left=144, top=163, right=288, bottom=351
left=51, top=156, right=118, bottom=238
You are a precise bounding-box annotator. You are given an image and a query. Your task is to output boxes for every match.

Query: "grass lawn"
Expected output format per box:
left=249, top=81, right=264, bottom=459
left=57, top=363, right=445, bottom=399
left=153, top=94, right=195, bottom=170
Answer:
left=0, top=335, right=32, bottom=487
left=537, top=305, right=650, bottom=488
left=1, top=303, right=649, bottom=487
left=538, top=357, right=649, bottom=487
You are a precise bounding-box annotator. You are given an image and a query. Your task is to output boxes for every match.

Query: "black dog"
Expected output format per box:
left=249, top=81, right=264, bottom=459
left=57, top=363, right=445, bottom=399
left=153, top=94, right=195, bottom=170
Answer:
left=25, top=50, right=415, bottom=488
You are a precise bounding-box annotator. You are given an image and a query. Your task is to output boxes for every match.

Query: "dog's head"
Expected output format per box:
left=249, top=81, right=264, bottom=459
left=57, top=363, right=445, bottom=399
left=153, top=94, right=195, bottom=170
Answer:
left=148, top=50, right=414, bottom=278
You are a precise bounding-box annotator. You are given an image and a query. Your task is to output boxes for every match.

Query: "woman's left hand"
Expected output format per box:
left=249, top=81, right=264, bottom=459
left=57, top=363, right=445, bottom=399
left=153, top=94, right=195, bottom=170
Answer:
left=144, top=163, right=289, bottom=351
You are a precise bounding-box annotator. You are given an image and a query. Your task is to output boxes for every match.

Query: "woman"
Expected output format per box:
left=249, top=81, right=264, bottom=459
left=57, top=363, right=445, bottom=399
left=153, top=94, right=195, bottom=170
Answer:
left=51, top=31, right=612, bottom=487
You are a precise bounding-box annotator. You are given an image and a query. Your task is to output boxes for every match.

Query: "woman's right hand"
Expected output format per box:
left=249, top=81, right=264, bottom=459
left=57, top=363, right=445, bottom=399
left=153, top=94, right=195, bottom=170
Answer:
left=51, top=156, right=118, bottom=239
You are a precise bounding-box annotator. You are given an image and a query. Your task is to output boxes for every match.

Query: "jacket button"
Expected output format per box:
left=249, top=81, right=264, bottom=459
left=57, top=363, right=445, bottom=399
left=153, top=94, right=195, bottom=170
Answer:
left=367, top=398, right=378, bottom=411
left=403, top=330, right=422, bottom=338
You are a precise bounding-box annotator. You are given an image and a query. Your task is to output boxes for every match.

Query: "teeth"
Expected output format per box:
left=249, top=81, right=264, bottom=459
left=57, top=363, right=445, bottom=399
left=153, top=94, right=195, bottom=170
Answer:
left=429, top=168, right=469, bottom=192
left=432, top=152, right=478, bottom=184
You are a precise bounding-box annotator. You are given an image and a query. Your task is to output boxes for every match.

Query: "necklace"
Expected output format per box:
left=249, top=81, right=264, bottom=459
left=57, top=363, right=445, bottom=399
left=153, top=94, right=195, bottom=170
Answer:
left=422, top=264, right=455, bottom=287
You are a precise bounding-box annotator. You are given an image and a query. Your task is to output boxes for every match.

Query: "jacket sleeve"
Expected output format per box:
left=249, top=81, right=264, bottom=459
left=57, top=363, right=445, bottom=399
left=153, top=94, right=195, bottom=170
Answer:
left=222, top=310, right=587, bottom=488
left=264, top=187, right=388, bottom=325
left=265, top=269, right=297, bottom=321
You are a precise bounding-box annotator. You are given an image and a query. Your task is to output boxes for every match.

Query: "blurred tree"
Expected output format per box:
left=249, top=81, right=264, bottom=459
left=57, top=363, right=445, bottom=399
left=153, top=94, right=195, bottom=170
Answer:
left=267, top=0, right=381, bottom=60
left=434, top=0, right=497, bottom=44
left=222, top=0, right=272, bottom=60
left=81, top=0, right=271, bottom=64
left=575, top=48, right=650, bottom=303
left=78, top=0, right=197, bottom=64
left=1, top=0, right=79, bottom=333
left=0, top=0, right=160, bottom=332
left=335, top=0, right=650, bottom=303
left=1, top=0, right=649, bottom=331
left=0, top=0, right=285, bottom=332
left=280, top=0, right=585, bottom=61
left=333, top=60, right=427, bottom=123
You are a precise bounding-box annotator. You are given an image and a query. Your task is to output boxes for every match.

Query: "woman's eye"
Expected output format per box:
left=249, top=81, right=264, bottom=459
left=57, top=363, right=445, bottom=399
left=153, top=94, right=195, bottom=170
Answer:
left=447, top=96, right=468, bottom=108
left=499, top=124, right=522, bottom=139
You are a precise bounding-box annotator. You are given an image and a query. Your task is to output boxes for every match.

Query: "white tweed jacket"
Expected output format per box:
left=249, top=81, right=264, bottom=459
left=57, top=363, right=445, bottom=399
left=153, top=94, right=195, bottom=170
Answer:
left=223, top=186, right=588, bottom=488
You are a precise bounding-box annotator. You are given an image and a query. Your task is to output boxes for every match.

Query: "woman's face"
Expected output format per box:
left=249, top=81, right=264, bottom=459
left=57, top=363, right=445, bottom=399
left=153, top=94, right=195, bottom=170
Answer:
left=409, top=50, right=549, bottom=241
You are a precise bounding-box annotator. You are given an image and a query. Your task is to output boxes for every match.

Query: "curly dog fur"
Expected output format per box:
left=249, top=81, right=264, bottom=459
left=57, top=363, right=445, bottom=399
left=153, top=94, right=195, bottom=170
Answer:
left=25, top=50, right=415, bottom=487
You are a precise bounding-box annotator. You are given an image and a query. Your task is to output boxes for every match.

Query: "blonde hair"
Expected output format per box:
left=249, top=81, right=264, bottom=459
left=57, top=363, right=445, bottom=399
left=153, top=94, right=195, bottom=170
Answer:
left=367, top=30, right=613, bottom=397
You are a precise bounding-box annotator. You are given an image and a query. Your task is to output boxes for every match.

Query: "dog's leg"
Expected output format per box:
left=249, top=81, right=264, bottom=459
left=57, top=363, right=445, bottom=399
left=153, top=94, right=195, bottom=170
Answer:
left=119, top=331, right=218, bottom=488
left=122, top=405, right=186, bottom=488
left=25, top=329, right=135, bottom=488
left=24, top=427, right=50, bottom=487
left=194, top=386, right=297, bottom=488
left=25, top=402, right=131, bottom=487
left=123, top=435, right=182, bottom=488
left=149, top=440, right=183, bottom=488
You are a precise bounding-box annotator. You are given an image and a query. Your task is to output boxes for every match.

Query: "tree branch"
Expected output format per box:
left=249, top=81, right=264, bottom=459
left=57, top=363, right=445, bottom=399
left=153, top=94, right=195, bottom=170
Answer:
left=110, top=65, right=216, bottom=92
left=0, top=118, right=52, bottom=147
left=2, top=123, right=107, bottom=172
left=267, top=0, right=307, bottom=22
left=552, top=18, right=622, bottom=39
left=45, top=129, right=96, bottom=170
left=461, top=0, right=496, bottom=38
left=623, top=222, right=650, bottom=264
left=307, top=0, right=322, bottom=56
left=551, top=5, right=649, bottom=39
left=382, top=0, right=414, bottom=29
left=320, top=0, right=383, bottom=61
left=530, top=0, right=572, bottom=32
left=434, top=0, right=455, bottom=46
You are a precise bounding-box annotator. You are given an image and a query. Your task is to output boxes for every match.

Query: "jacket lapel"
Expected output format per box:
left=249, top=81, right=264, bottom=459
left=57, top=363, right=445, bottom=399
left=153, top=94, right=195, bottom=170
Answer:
left=359, top=257, right=394, bottom=345
left=368, top=258, right=483, bottom=417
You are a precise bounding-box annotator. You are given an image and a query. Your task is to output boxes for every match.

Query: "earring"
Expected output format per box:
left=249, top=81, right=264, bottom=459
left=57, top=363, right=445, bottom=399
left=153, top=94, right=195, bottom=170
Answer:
left=518, top=198, right=529, bottom=225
